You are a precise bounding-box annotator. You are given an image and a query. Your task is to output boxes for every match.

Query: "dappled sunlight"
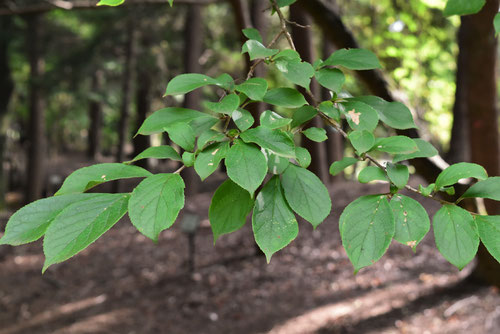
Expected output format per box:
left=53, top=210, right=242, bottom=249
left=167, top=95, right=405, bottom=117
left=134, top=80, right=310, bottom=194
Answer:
left=266, top=273, right=468, bottom=334
left=0, top=295, right=108, bottom=334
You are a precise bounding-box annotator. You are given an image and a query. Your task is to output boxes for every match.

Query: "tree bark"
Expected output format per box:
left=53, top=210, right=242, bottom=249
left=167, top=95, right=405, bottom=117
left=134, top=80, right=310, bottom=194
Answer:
left=116, top=17, right=137, bottom=164
left=114, top=16, right=137, bottom=193
left=322, top=40, right=344, bottom=182
left=181, top=4, right=204, bottom=195
left=132, top=69, right=152, bottom=169
left=290, top=4, right=329, bottom=184
left=87, top=70, right=103, bottom=160
left=446, top=26, right=469, bottom=164
left=25, top=14, right=46, bottom=203
left=459, top=0, right=500, bottom=286
left=0, top=16, right=13, bottom=209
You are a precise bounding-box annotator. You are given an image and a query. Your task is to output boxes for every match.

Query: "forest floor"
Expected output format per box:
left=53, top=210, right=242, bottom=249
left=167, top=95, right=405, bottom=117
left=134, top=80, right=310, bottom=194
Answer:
left=0, top=166, right=499, bottom=334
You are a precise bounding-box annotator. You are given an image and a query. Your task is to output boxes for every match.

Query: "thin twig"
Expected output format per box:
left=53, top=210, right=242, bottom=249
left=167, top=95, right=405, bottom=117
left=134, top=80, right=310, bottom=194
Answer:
left=174, top=165, right=186, bottom=174
left=271, top=0, right=296, bottom=51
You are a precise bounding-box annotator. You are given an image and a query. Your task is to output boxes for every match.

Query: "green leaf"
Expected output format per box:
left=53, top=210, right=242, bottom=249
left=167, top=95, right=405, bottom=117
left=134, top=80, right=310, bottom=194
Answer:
left=302, top=127, right=327, bottom=142
left=277, top=0, right=297, bottom=7
left=315, top=68, right=345, bottom=93
left=232, top=109, right=255, bottom=132
left=275, top=59, right=314, bottom=90
left=494, top=13, right=500, bottom=36
left=348, top=130, right=375, bottom=154
left=190, top=115, right=219, bottom=136
left=374, top=136, right=418, bottom=154
left=128, top=145, right=181, bottom=163
left=97, top=0, right=124, bottom=6
left=324, top=48, right=381, bottom=70
left=137, top=108, right=216, bottom=135
left=390, top=195, right=430, bottom=249
left=291, top=105, right=317, bottom=128
left=419, top=183, right=435, bottom=197
left=264, top=150, right=289, bottom=174
left=43, top=193, right=130, bottom=272
left=350, top=96, right=417, bottom=130
left=281, top=164, right=332, bottom=228
left=386, top=163, right=409, bottom=189
left=252, top=176, right=298, bottom=262
left=0, top=194, right=95, bottom=246
left=128, top=173, right=185, bottom=242
left=165, top=73, right=225, bottom=96
left=168, top=0, right=174, bottom=6
left=433, top=205, right=479, bottom=269
left=194, top=142, right=230, bottom=180
left=443, top=0, right=486, bottom=16
left=295, top=147, right=311, bottom=168
left=242, top=40, right=279, bottom=60
left=358, top=166, right=388, bottom=183
left=260, top=110, right=292, bottom=129
left=235, top=78, right=268, bottom=101
left=461, top=177, right=500, bottom=201
left=393, top=139, right=438, bottom=163
left=329, top=157, right=358, bottom=176
left=340, top=101, right=379, bottom=132
left=55, top=163, right=151, bottom=196
left=435, top=162, right=488, bottom=190
left=263, top=88, right=307, bottom=109
left=240, top=126, right=296, bottom=158
left=225, top=140, right=267, bottom=195
left=182, top=152, right=195, bottom=167
left=273, top=49, right=301, bottom=61
left=475, top=215, right=500, bottom=263
left=197, top=129, right=225, bottom=150
left=205, top=94, right=240, bottom=115
left=242, top=28, right=263, bottom=43
left=319, top=101, right=340, bottom=122
left=209, top=179, right=254, bottom=242
left=164, top=123, right=195, bottom=152
left=340, top=195, right=394, bottom=271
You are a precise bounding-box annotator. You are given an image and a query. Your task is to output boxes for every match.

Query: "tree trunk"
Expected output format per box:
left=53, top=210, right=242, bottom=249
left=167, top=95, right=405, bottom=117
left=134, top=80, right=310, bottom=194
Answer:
left=248, top=0, right=269, bottom=118
left=290, top=4, right=329, bottom=184
left=446, top=27, right=469, bottom=164
left=25, top=14, right=46, bottom=203
left=322, top=40, right=344, bottom=182
left=114, top=17, right=137, bottom=193
left=116, top=17, right=137, bottom=164
left=0, top=16, right=13, bottom=209
left=87, top=70, right=103, bottom=160
left=132, top=69, right=151, bottom=169
left=459, top=0, right=500, bottom=286
left=181, top=4, right=204, bottom=195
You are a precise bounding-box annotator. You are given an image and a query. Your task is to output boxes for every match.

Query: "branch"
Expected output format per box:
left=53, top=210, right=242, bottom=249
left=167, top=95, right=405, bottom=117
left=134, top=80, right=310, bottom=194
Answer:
left=0, top=0, right=220, bottom=16
left=297, top=0, right=446, bottom=184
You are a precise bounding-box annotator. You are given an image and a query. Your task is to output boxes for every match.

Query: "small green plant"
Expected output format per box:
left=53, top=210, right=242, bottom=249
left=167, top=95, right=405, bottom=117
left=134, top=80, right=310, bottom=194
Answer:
left=1, top=0, right=499, bottom=273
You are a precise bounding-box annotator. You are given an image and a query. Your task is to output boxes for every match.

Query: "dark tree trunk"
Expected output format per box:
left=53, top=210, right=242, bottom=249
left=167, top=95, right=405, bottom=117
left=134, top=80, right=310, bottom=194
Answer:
left=298, top=0, right=443, bottom=184
left=87, top=70, right=103, bottom=160
left=459, top=0, right=500, bottom=287
left=0, top=16, right=13, bottom=209
left=114, top=17, right=137, bottom=193
left=446, top=27, right=469, bottom=164
left=132, top=70, right=151, bottom=169
left=25, top=14, right=46, bottom=203
left=290, top=4, right=329, bottom=184
left=248, top=0, right=269, bottom=118
left=181, top=4, right=204, bottom=195
left=116, top=17, right=137, bottom=164
left=322, top=40, right=344, bottom=182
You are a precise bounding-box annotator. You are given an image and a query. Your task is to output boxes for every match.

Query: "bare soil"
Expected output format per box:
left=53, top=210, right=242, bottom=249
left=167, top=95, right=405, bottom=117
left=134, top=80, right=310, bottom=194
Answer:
left=0, top=172, right=499, bottom=334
